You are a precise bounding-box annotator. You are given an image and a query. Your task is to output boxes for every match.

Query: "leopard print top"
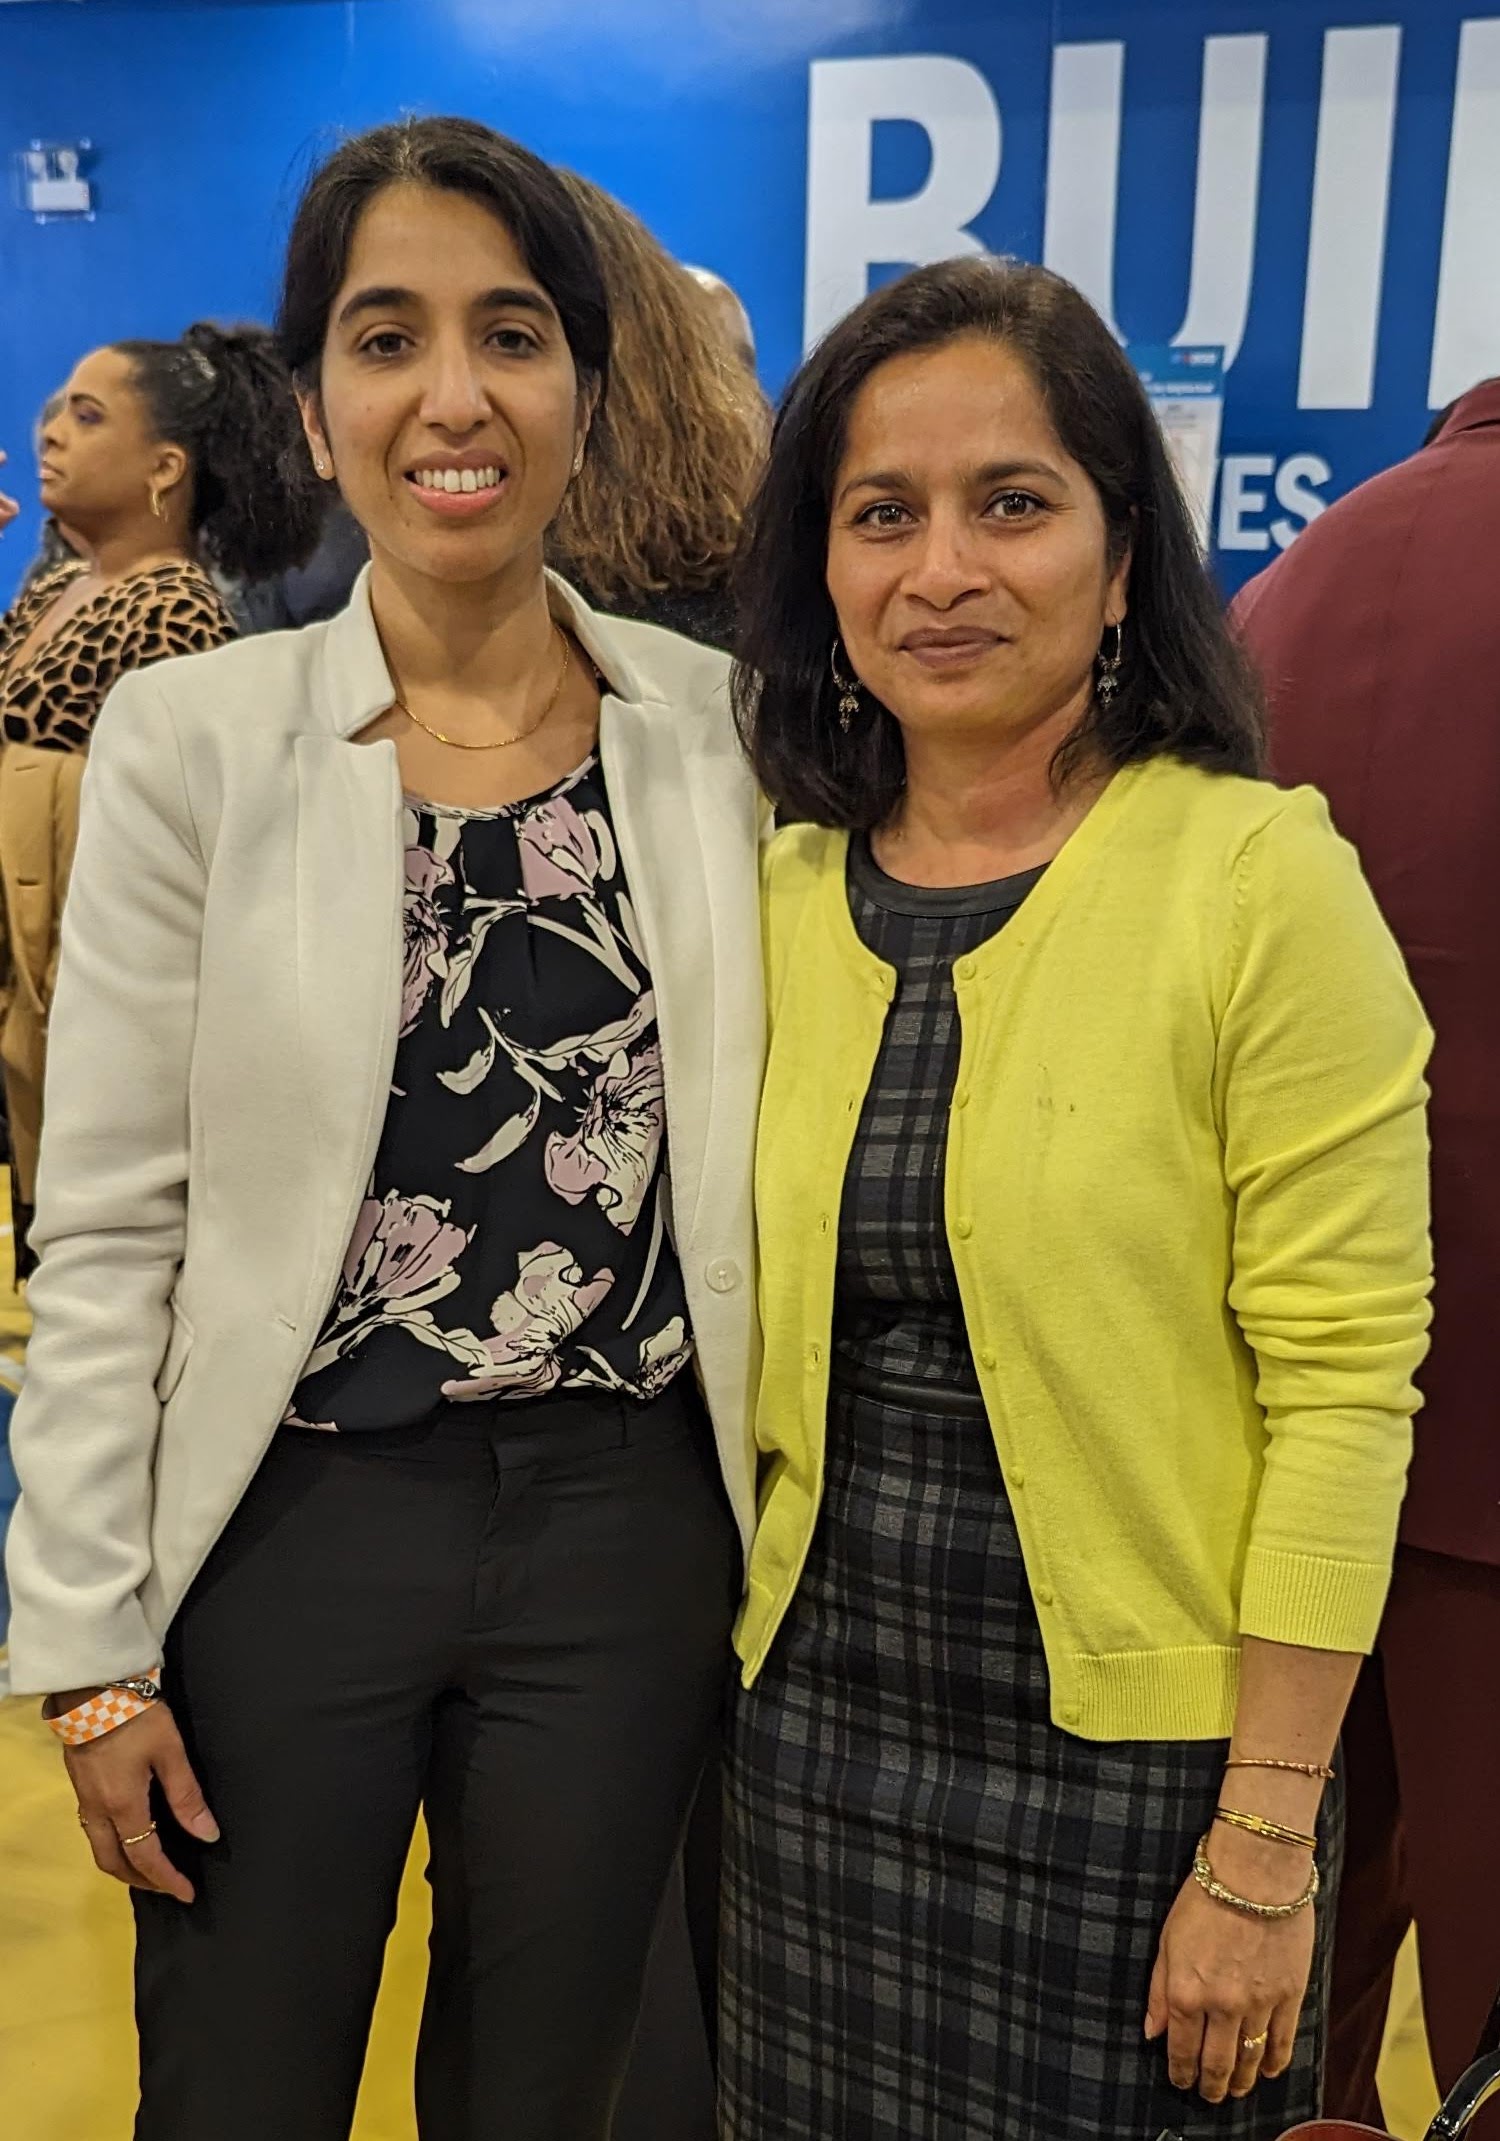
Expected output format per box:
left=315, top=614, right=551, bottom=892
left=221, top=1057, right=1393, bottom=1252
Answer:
left=0, top=560, right=236, bottom=753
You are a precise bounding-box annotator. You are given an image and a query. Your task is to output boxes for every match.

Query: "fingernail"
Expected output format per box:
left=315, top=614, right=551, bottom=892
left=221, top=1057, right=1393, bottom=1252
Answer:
left=189, top=1813, right=221, bottom=1843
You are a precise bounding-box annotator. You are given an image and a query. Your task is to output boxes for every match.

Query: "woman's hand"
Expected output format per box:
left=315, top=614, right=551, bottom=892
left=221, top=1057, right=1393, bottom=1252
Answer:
left=0, top=451, right=19, bottom=531
left=1144, top=1839, right=1317, bottom=2103
left=63, top=1699, right=219, bottom=1905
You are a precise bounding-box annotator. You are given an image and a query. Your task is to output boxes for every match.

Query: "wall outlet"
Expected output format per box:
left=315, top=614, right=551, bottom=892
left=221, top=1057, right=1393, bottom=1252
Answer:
left=20, top=144, right=93, bottom=219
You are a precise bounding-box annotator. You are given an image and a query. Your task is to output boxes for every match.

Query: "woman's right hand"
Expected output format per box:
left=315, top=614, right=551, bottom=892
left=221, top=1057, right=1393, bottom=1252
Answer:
left=61, top=1697, right=219, bottom=1905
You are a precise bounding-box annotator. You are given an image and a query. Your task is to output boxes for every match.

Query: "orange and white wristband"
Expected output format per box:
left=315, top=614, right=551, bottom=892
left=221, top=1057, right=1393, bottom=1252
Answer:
left=45, top=1673, right=164, bottom=1747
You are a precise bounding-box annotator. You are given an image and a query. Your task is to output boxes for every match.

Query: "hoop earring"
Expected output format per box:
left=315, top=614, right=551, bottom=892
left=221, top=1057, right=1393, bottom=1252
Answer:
left=1096, top=621, right=1124, bottom=705
left=830, top=640, right=862, bottom=733
left=148, top=483, right=167, bottom=522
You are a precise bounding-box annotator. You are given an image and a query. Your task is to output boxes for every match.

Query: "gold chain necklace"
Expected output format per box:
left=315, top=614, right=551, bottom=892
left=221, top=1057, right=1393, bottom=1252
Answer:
left=394, top=622, right=571, bottom=752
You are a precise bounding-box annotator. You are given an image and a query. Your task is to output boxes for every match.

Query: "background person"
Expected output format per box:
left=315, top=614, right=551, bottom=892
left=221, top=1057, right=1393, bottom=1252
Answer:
left=546, top=171, right=767, bottom=649
left=1233, top=380, right=1500, bottom=2138
left=16, top=396, right=86, bottom=598
left=683, top=265, right=759, bottom=376
left=723, top=256, right=1433, bottom=2139
left=0, top=324, right=319, bottom=1270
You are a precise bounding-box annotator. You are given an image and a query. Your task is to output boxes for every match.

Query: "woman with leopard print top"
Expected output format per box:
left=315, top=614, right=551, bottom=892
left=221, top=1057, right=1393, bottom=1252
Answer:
left=0, top=321, right=322, bottom=1268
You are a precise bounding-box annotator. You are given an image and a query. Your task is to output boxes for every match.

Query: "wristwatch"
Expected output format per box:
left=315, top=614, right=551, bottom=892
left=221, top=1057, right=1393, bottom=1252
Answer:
left=106, top=1676, right=163, bottom=1705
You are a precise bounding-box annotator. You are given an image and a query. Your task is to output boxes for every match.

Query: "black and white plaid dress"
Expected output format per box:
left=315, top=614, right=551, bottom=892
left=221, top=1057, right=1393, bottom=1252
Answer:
left=721, top=838, right=1340, bottom=2140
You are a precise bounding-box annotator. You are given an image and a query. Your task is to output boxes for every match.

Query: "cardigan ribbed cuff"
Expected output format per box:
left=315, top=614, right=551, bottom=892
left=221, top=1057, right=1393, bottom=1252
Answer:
left=1239, top=1544, right=1394, bottom=1657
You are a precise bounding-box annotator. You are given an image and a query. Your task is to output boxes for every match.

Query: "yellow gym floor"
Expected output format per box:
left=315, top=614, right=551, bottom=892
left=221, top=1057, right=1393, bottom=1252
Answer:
left=0, top=1198, right=1443, bottom=2140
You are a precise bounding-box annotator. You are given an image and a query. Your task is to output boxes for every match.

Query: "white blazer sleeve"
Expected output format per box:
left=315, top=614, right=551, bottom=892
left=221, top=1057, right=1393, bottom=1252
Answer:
left=4, top=669, right=204, bottom=1693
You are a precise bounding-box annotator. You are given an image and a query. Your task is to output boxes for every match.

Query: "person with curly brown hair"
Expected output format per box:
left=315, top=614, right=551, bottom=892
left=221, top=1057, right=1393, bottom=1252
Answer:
left=546, top=172, right=766, bottom=650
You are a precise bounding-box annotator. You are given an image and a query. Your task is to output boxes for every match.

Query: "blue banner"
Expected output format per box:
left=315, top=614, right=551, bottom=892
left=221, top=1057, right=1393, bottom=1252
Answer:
left=3, top=1, right=1497, bottom=597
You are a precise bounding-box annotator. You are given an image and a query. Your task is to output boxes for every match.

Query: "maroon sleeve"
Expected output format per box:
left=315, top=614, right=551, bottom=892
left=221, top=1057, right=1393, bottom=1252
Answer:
left=1231, top=414, right=1500, bottom=1566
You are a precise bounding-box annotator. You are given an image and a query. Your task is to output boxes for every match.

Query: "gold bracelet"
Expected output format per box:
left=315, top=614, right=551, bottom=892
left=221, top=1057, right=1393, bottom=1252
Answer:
left=1192, top=1833, right=1320, bottom=1920
left=1215, top=1805, right=1317, bottom=1851
left=1225, top=1756, right=1335, bottom=1782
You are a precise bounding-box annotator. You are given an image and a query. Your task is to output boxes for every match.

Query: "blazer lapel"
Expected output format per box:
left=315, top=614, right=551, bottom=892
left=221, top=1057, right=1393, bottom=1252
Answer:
left=600, top=695, right=715, bottom=1251
left=293, top=733, right=404, bottom=1310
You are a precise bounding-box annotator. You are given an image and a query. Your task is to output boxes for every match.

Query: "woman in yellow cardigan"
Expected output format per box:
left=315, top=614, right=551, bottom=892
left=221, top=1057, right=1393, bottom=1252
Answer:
left=720, top=258, right=1432, bottom=2141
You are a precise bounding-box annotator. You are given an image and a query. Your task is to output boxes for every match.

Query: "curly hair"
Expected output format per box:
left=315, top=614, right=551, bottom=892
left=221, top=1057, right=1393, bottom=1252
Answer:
left=114, top=322, right=323, bottom=582
left=546, top=172, right=767, bottom=607
left=733, top=256, right=1265, bottom=831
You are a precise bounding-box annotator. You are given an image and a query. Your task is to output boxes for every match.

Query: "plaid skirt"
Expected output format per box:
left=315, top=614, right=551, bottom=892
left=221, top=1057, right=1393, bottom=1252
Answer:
left=721, top=1374, right=1342, bottom=2140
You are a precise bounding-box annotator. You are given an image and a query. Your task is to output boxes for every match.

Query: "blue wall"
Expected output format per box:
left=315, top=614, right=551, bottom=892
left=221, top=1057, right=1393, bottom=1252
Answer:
left=3, top=0, right=1498, bottom=600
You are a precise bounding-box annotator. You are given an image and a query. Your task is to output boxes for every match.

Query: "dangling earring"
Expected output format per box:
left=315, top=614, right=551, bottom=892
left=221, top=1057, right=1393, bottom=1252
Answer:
left=148, top=483, right=167, bottom=522
left=1096, top=621, right=1124, bottom=705
left=571, top=448, right=585, bottom=479
left=830, top=640, right=862, bottom=733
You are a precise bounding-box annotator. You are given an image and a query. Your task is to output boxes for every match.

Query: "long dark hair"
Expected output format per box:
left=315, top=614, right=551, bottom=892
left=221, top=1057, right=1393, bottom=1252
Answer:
left=113, top=322, right=323, bottom=581
left=732, top=256, right=1264, bottom=830
left=277, top=118, right=610, bottom=429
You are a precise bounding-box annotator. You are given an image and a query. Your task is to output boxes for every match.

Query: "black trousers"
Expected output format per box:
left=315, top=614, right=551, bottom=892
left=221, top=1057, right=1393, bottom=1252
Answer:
left=132, top=1379, right=739, bottom=2141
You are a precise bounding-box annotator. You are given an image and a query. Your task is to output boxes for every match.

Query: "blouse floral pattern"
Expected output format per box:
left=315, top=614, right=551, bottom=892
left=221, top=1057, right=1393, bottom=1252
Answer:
left=288, top=753, right=693, bottom=1431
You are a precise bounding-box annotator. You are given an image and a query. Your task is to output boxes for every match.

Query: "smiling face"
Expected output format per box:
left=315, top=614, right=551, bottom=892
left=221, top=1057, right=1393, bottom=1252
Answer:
left=825, top=333, right=1131, bottom=756
left=300, top=182, right=593, bottom=592
left=37, top=347, right=184, bottom=534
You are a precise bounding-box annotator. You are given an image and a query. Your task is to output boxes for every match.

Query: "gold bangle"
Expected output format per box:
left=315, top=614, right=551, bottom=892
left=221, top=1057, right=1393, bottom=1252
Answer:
left=1215, top=1805, right=1318, bottom=1851
left=1192, top=1833, right=1320, bottom=1920
left=1225, top=1756, right=1335, bottom=1781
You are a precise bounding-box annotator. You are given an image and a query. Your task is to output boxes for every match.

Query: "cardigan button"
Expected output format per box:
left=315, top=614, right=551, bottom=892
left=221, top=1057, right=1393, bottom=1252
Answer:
left=705, top=1258, right=742, bottom=1294
left=955, top=955, right=977, bottom=981
left=1060, top=1705, right=1080, bottom=1728
left=954, top=1216, right=973, bottom=1241
left=954, top=1086, right=970, bottom=1109
left=978, top=1346, right=996, bottom=1370
left=1007, top=1466, right=1026, bottom=1490
left=1035, top=1583, right=1055, bottom=1607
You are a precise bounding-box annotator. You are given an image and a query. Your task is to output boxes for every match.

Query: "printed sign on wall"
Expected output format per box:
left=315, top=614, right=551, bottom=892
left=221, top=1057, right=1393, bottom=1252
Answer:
left=801, top=7, right=1500, bottom=587
left=2, top=2, right=1497, bottom=597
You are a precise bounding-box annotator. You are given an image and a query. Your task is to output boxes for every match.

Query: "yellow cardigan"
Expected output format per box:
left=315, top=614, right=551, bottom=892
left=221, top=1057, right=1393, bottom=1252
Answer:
left=738, top=757, right=1433, bottom=1741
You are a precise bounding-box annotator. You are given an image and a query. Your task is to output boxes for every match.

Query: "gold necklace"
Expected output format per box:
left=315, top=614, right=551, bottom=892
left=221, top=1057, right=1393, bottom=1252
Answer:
left=394, top=623, right=571, bottom=751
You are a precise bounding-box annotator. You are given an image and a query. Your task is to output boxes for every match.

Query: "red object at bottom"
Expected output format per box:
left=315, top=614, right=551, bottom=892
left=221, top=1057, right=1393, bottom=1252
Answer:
left=1280, top=2124, right=1393, bottom=2138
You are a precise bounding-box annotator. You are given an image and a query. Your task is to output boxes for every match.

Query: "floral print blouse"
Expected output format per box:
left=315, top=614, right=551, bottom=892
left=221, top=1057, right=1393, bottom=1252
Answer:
left=288, top=753, right=693, bottom=1431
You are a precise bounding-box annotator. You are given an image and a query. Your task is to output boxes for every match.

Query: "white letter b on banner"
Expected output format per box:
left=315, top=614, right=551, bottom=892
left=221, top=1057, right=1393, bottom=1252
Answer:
left=803, top=56, right=1002, bottom=353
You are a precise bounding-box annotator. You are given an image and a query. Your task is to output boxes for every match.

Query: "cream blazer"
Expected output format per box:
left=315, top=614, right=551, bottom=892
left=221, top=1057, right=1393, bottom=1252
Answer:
left=3, top=572, right=765, bottom=1696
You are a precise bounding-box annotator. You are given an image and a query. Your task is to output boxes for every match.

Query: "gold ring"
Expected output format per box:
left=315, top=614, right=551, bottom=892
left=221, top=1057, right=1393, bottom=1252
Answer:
left=1241, top=2030, right=1270, bottom=2053
left=118, top=1822, right=157, bottom=1848
left=76, top=1810, right=92, bottom=1830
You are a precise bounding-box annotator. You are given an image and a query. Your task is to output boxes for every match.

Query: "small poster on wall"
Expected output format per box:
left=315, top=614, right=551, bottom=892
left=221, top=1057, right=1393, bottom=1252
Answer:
left=1129, top=344, right=1225, bottom=550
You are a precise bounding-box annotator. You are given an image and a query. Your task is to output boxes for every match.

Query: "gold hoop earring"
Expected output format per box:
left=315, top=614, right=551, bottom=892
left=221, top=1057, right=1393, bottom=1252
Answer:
left=830, top=640, right=862, bottom=733
left=148, top=483, right=167, bottom=522
left=1096, top=621, right=1124, bottom=705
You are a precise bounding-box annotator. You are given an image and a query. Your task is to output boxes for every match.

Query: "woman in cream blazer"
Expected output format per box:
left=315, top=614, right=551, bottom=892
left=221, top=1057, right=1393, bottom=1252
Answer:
left=4, top=120, right=761, bottom=2141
